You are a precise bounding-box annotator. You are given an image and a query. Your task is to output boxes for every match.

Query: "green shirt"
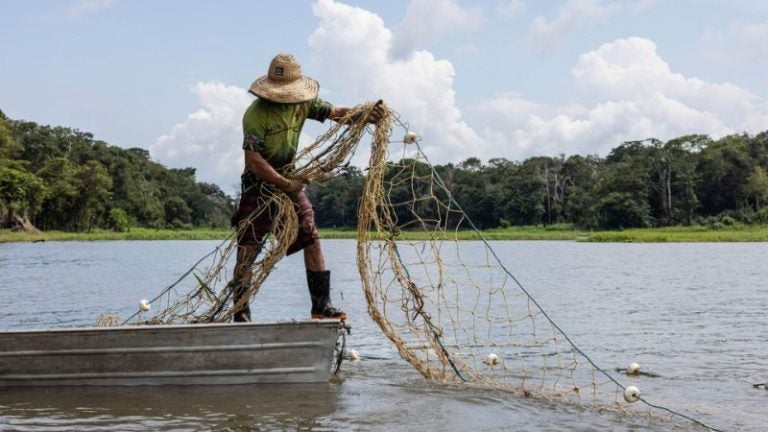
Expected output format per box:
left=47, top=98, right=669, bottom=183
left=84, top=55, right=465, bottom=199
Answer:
left=241, top=97, right=332, bottom=192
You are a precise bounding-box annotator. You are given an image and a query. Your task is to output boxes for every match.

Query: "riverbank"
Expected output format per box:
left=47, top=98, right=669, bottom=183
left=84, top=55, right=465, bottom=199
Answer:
left=3, top=225, right=768, bottom=243
left=0, top=228, right=233, bottom=243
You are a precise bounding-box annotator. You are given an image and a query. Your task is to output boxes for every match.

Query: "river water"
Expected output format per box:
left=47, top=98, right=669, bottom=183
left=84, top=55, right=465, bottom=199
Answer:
left=0, top=239, right=766, bottom=431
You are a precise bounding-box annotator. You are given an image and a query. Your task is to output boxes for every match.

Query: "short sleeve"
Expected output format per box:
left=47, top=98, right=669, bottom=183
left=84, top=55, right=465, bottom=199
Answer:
left=243, top=133, right=265, bottom=152
left=242, top=103, right=267, bottom=152
left=307, top=97, right=333, bottom=122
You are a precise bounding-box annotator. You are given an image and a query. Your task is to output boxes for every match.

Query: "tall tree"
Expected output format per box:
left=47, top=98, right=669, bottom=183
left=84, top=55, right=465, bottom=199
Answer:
left=744, top=167, right=768, bottom=212
left=75, top=160, right=113, bottom=231
left=0, top=116, right=47, bottom=229
left=35, top=157, right=81, bottom=230
left=696, top=134, right=752, bottom=217
left=593, top=142, right=652, bottom=228
left=560, top=154, right=600, bottom=227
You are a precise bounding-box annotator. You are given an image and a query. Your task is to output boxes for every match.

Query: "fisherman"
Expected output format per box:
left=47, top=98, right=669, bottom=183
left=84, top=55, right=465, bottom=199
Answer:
left=230, top=52, right=383, bottom=322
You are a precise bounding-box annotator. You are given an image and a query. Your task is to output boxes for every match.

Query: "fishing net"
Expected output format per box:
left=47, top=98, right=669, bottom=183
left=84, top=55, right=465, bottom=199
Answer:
left=118, top=102, right=717, bottom=431
left=118, top=102, right=384, bottom=325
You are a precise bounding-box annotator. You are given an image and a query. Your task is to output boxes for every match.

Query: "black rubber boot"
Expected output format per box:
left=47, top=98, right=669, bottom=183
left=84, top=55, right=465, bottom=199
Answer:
left=307, top=270, right=347, bottom=320
left=231, top=281, right=251, bottom=322
left=233, top=307, right=251, bottom=323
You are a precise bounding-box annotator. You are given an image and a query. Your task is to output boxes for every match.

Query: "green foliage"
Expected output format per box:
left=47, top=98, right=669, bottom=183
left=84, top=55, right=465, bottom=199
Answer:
left=36, top=157, right=82, bottom=230
left=3, top=108, right=768, bottom=233
left=2, top=111, right=235, bottom=232
left=307, top=132, right=768, bottom=231
left=594, top=192, right=651, bottom=229
left=0, top=117, right=22, bottom=159
left=744, top=166, right=768, bottom=211
left=308, top=166, right=364, bottom=228
left=1, top=116, right=50, bottom=223
left=164, top=196, right=192, bottom=228
left=755, top=208, right=768, bottom=225
left=720, top=215, right=736, bottom=226
left=108, top=208, right=132, bottom=232
left=0, top=162, right=48, bottom=218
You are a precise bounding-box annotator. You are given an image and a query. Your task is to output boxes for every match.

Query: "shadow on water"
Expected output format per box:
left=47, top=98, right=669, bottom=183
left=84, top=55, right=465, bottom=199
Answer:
left=0, top=384, right=340, bottom=431
left=0, top=373, right=675, bottom=432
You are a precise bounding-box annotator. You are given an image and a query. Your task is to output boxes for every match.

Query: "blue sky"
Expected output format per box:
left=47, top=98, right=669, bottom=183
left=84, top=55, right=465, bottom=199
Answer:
left=2, top=0, right=767, bottom=191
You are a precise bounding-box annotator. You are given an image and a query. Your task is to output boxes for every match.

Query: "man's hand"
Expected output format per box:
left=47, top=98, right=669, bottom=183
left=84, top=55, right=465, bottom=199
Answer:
left=329, top=107, right=351, bottom=122
left=244, top=150, right=307, bottom=200
left=330, top=101, right=386, bottom=124
left=280, top=178, right=305, bottom=200
left=368, top=101, right=386, bottom=123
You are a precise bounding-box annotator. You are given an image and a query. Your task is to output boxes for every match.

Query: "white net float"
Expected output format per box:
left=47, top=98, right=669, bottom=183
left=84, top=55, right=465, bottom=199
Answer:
left=138, top=299, right=151, bottom=312
left=403, top=131, right=420, bottom=144
left=624, top=386, right=641, bottom=403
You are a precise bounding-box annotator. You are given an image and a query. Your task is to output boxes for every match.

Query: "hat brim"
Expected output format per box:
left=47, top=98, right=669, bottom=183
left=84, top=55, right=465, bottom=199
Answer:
left=248, top=75, right=319, bottom=103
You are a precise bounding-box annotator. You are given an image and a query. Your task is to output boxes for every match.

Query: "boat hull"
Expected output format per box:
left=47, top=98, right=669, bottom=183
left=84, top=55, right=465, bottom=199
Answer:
left=0, top=321, right=342, bottom=386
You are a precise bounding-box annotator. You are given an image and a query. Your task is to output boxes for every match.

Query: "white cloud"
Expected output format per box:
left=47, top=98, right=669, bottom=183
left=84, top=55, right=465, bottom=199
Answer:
left=150, top=82, right=251, bottom=191
left=309, top=0, right=485, bottom=162
left=472, top=37, right=768, bottom=159
left=152, top=5, right=768, bottom=195
left=572, top=37, right=766, bottom=130
left=530, top=0, right=651, bottom=53
left=151, top=0, right=485, bottom=188
left=151, top=0, right=486, bottom=190
left=68, top=0, right=114, bottom=17
left=392, top=0, right=483, bottom=58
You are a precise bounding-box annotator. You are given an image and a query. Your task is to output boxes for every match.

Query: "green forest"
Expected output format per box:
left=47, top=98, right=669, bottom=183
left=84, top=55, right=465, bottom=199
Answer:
left=2, top=108, right=768, bottom=233
left=309, top=133, right=768, bottom=230
left=0, top=109, right=234, bottom=232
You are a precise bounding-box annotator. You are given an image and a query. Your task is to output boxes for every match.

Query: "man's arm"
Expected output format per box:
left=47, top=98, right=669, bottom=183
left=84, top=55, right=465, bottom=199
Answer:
left=329, top=106, right=351, bottom=121
left=328, top=103, right=385, bottom=123
left=244, top=150, right=303, bottom=195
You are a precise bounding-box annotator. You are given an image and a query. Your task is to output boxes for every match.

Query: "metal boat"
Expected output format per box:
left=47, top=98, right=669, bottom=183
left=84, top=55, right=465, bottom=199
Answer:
left=0, top=320, right=343, bottom=387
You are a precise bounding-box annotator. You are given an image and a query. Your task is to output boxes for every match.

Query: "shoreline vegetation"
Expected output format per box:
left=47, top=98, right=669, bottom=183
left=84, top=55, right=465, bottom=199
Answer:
left=4, top=110, right=768, bottom=241
left=3, top=225, right=768, bottom=243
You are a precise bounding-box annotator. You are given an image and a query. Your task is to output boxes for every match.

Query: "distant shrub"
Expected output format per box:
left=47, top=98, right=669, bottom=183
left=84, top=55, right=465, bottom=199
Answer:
left=755, top=208, right=768, bottom=225
left=718, top=209, right=753, bottom=224
left=169, top=219, right=194, bottom=230
left=692, top=216, right=708, bottom=227
left=108, top=208, right=131, bottom=232
left=720, top=215, right=736, bottom=226
left=544, top=223, right=574, bottom=231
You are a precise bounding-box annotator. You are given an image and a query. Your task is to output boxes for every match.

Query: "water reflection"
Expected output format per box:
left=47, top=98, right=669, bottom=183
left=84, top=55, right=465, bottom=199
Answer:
left=0, top=384, right=339, bottom=431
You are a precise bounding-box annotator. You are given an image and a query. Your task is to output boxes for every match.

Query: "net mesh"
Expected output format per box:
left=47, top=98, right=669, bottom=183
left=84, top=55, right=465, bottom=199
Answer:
left=118, top=102, right=717, bottom=431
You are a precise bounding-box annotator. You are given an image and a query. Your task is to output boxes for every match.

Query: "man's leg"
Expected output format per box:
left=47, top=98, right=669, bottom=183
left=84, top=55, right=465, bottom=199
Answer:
left=288, top=191, right=346, bottom=320
left=303, top=240, right=326, bottom=272
left=303, top=239, right=346, bottom=320
left=230, top=188, right=271, bottom=322
left=232, top=245, right=259, bottom=322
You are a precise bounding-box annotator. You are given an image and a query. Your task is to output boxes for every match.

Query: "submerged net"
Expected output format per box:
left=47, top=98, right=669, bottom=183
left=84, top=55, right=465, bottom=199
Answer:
left=119, top=102, right=718, bottom=431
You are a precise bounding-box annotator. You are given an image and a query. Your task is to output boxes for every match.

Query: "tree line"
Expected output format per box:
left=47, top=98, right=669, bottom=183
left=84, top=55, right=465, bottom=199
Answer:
left=0, top=109, right=235, bottom=232
left=2, top=108, right=767, bottom=232
left=308, top=133, right=768, bottom=230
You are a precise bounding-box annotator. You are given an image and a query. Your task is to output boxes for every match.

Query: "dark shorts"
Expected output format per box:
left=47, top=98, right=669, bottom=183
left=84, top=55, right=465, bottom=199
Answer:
left=231, top=188, right=319, bottom=256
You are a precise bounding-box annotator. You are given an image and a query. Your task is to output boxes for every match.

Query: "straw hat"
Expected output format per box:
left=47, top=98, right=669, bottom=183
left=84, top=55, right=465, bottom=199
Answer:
left=248, top=53, right=319, bottom=103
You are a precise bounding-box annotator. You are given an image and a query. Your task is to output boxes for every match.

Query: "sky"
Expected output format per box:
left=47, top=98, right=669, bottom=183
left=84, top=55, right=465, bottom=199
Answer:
left=2, top=0, right=767, bottom=192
